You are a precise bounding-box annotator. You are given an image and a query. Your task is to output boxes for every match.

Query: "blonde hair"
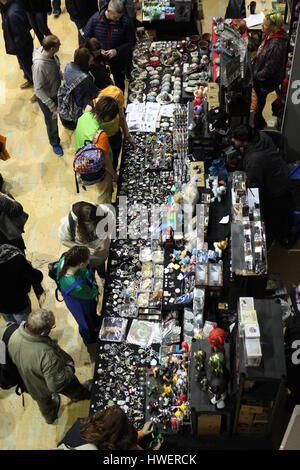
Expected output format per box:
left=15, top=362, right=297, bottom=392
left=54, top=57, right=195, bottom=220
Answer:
left=264, top=10, right=283, bottom=32
left=98, top=85, right=124, bottom=109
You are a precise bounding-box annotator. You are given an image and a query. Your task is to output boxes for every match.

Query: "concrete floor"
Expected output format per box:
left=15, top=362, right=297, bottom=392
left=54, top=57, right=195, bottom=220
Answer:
left=0, top=0, right=298, bottom=450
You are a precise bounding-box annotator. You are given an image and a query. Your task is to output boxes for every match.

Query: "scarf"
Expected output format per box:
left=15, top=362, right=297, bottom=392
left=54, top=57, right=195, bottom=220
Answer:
left=0, top=243, right=24, bottom=265
left=257, top=27, right=284, bottom=57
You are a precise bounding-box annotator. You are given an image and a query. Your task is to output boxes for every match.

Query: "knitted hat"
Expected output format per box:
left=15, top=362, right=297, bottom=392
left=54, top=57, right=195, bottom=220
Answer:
left=264, top=10, right=284, bottom=32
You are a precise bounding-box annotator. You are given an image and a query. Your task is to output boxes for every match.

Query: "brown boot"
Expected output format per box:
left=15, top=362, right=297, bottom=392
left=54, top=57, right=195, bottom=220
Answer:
left=30, top=94, right=37, bottom=103
left=20, top=80, right=33, bottom=90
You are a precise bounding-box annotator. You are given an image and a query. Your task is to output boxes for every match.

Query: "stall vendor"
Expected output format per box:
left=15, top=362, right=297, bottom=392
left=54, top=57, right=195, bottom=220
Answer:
left=231, top=125, right=292, bottom=248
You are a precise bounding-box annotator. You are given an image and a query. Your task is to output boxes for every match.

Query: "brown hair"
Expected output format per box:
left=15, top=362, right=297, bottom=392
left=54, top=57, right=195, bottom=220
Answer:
left=74, top=48, right=91, bottom=73
left=42, top=35, right=60, bottom=51
left=73, top=202, right=107, bottom=243
left=58, top=246, right=90, bottom=280
left=92, top=96, right=119, bottom=123
left=85, top=38, right=103, bottom=54
left=80, top=406, right=138, bottom=450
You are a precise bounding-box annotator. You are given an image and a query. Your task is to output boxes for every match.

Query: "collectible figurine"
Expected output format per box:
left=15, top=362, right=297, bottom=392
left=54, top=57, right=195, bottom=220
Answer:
left=208, top=326, right=226, bottom=352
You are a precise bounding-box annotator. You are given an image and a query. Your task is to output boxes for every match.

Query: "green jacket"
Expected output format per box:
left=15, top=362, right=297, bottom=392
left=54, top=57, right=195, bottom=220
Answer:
left=57, top=257, right=98, bottom=300
left=0, top=322, right=75, bottom=400
left=74, top=111, right=113, bottom=162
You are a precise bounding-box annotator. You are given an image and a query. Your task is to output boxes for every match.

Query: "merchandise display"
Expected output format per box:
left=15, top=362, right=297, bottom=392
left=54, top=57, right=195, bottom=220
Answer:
left=89, top=28, right=286, bottom=443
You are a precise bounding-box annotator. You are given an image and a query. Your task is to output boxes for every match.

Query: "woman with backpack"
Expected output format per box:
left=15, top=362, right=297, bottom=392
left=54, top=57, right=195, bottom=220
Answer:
left=57, top=246, right=100, bottom=345
left=60, top=48, right=99, bottom=129
left=58, top=201, right=115, bottom=278
left=74, top=96, right=118, bottom=203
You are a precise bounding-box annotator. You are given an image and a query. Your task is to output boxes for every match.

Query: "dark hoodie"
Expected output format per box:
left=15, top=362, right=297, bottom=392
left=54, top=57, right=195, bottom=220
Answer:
left=243, top=131, right=290, bottom=199
left=0, top=0, right=33, bottom=55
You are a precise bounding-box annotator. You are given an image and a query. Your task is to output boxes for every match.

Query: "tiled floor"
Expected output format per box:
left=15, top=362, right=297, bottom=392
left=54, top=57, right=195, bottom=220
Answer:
left=0, top=1, right=297, bottom=450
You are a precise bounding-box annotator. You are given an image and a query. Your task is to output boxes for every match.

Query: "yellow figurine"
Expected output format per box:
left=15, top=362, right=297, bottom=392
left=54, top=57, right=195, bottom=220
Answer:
left=180, top=402, right=188, bottom=415
left=175, top=409, right=183, bottom=419
left=162, top=384, right=172, bottom=397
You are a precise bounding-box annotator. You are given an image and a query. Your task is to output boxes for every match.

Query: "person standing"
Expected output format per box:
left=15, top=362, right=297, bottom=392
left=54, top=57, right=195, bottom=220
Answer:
left=58, top=201, right=114, bottom=277
left=231, top=125, right=292, bottom=247
left=0, top=190, right=27, bottom=252
left=0, top=244, right=43, bottom=324
left=253, top=11, right=288, bottom=129
left=52, top=0, right=61, bottom=17
left=57, top=246, right=101, bottom=345
left=23, top=0, right=53, bottom=46
left=84, top=0, right=135, bottom=92
left=32, top=35, right=63, bottom=157
left=0, top=309, right=92, bottom=424
left=0, top=0, right=34, bottom=93
left=66, top=0, right=99, bottom=45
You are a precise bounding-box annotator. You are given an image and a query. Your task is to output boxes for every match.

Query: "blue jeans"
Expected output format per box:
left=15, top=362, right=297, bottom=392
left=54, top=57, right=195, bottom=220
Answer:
left=1, top=299, right=31, bottom=325
left=36, top=97, right=60, bottom=147
left=17, top=42, right=33, bottom=83
left=26, top=12, right=52, bottom=45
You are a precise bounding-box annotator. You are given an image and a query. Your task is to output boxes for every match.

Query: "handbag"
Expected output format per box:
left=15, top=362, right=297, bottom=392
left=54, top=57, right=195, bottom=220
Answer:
left=0, top=211, right=29, bottom=240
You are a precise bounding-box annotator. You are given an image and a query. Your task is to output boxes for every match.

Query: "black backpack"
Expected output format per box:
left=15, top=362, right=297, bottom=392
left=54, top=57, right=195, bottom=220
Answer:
left=0, top=323, right=27, bottom=396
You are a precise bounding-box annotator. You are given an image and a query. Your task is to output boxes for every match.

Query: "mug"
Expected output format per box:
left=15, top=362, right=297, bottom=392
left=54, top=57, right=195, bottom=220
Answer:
left=249, top=1, right=256, bottom=14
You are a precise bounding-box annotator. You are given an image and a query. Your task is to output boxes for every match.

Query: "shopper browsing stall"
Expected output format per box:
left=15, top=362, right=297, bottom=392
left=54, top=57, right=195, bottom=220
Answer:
left=231, top=125, right=292, bottom=247
left=252, top=10, right=288, bottom=129
left=58, top=201, right=115, bottom=278
left=57, top=405, right=163, bottom=450
left=0, top=309, right=92, bottom=424
left=75, top=96, right=118, bottom=203
left=84, top=0, right=135, bottom=92
left=57, top=246, right=101, bottom=345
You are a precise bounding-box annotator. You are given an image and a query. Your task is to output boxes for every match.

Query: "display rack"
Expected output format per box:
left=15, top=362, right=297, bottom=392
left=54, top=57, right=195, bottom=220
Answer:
left=190, top=339, right=232, bottom=436
left=232, top=299, right=286, bottom=435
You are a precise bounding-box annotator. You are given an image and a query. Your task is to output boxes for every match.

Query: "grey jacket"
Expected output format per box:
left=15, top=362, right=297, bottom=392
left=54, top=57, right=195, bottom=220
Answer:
left=0, top=322, right=74, bottom=400
left=32, top=47, right=62, bottom=111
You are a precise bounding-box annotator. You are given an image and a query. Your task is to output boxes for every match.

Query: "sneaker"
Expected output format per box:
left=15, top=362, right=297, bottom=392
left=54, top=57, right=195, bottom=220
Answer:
left=45, top=393, right=61, bottom=424
left=30, top=94, right=37, bottom=103
left=20, top=80, right=33, bottom=90
left=53, top=9, right=61, bottom=17
left=52, top=145, right=63, bottom=156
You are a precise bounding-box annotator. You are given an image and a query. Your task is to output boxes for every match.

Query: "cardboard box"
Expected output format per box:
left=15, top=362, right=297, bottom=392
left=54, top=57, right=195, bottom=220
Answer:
left=245, top=322, right=260, bottom=339
left=197, top=414, right=221, bottom=436
left=245, top=338, right=262, bottom=367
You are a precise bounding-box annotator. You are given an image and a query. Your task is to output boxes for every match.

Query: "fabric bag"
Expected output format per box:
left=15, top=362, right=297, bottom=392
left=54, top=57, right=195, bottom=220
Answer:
left=0, top=211, right=29, bottom=240
left=73, top=129, right=105, bottom=193
left=57, top=74, right=87, bottom=125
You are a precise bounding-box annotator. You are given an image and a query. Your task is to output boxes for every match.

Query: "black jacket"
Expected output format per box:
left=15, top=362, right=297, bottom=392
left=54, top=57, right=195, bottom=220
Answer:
left=22, top=0, right=52, bottom=13
left=66, top=0, right=99, bottom=29
left=0, top=0, right=33, bottom=55
left=84, top=9, right=135, bottom=65
left=243, top=131, right=291, bottom=199
left=0, top=253, right=43, bottom=313
left=0, top=193, right=26, bottom=251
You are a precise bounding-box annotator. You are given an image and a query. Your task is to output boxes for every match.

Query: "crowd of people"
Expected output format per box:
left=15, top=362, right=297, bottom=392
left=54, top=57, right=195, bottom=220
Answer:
left=0, top=0, right=147, bottom=449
